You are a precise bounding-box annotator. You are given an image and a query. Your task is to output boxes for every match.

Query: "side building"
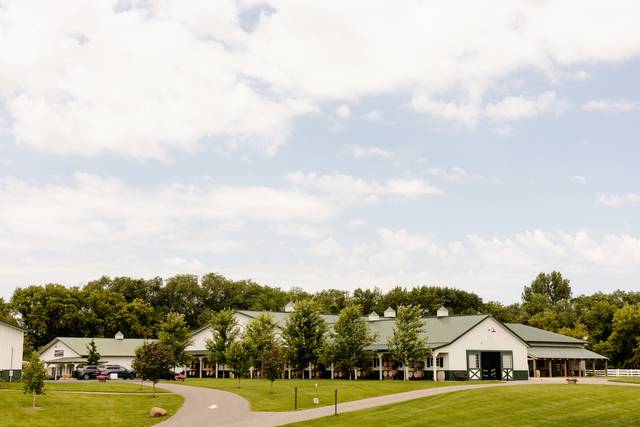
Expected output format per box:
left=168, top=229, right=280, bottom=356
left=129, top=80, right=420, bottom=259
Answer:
left=0, top=318, right=26, bottom=381
left=38, top=332, right=152, bottom=379
left=186, top=305, right=606, bottom=381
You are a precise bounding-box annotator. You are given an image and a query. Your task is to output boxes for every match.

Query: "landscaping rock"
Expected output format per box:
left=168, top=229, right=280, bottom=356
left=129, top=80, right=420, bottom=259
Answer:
left=150, top=407, right=168, bottom=417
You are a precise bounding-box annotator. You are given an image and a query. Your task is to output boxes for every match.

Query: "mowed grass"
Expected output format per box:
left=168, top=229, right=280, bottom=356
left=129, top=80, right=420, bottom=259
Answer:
left=286, top=384, right=640, bottom=427
left=179, top=378, right=497, bottom=411
left=0, top=380, right=168, bottom=393
left=0, top=386, right=182, bottom=427
left=608, top=377, right=640, bottom=384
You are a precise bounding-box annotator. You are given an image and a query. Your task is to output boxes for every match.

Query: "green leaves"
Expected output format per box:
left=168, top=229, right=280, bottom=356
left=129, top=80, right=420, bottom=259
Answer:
left=86, top=339, right=101, bottom=365
left=159, top=312, right=194, bottom=369
left=387, top=305, right=429, bottom=375
left=324, top=304, right=374, bottom=377
left=205, top=308, right=239, bottom=367
left=22, top=351, right=46, bottom=397
left=281, top=300, right=327, bottom=371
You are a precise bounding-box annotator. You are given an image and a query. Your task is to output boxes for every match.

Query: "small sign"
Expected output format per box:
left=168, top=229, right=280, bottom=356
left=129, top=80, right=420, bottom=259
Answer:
left=313, top=398, right=320, bottom=405
left=110, top=373, right=118, bottom=380
left=208, top=404, right=218, bottom=409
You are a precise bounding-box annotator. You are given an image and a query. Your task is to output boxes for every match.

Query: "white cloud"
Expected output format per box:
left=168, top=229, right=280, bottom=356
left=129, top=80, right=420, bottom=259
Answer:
left=0, top=158, right=13, bottom=167
left=596, top=192, right=640, bottom=207
left=349, top=145, right=391, bottom=159
left=428, top=167, right=469, bottom=182
left=362, top=110, right=383, bottom=121
left=309, top=238, right=345, bottom=257
left=286, top=172, right=442, bottom=199
left=485, top=91, right=568, bottom=122
left=2, top=1, right=640, bottom=157
left=582, top=99, right=639, bottom=113
left=270, top=223, right=322, bottom=239
left=336, top=104, right=351, bottom=118
left=571, top=175, right=587, bottom=184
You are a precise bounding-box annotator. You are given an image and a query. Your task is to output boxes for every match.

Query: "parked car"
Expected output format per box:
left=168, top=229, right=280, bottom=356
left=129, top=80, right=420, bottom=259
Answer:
left=99, top=364, right=136, bottom=379
left=74, top=365, right=103, bottom=380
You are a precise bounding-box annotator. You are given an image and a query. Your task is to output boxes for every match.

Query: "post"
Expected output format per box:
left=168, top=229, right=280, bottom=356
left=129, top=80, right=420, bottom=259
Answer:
left=378, top=354, right=383, bottom=380
left=294, top=387, right=298, bottom=411
left=605, top=359, right=608, bottom=376
left=334, top=389, right=338, bottom=416
left=330, top=363, right=334, bottom=380
left=215, top=362, right=219, bottom=378
left=548, top=360, right=553, bottom=378
left=592, top=360, right=596, bottom=376
left=433, top=353, right=437, bottom=382
left=199, top=357, right=203, bottom=378
left=250, top=366, right=253, bottom=379
left=9, top=347, right=13, bottom=382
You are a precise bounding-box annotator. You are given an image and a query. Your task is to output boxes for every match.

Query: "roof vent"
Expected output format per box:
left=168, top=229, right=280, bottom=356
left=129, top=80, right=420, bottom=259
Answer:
left=368, top=311, right=380, bottom=321
left=436, top=306, right=449, bottom=317
left=284, top=301, right=295, bottom=313
left=383, top=307, right=396, bottom=318
left=115, top=331, right=124, bottom=340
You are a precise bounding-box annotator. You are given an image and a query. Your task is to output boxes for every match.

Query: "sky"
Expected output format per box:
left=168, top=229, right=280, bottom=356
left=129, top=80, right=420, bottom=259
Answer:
left=1, top=0, right=639, bottom=302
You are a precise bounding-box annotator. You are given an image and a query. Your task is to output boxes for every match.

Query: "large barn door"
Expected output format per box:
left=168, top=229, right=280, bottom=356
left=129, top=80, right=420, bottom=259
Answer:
left=501, top=352, right=513, bottom=380
left=467, top=351, right=481, bottom=380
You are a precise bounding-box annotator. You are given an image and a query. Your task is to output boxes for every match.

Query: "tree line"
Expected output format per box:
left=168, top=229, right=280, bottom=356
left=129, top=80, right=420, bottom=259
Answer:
left=3, top=271, right=640, bottom=367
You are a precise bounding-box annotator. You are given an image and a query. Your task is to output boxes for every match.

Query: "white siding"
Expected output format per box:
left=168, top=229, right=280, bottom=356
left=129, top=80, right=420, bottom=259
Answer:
left=436, top=317, right=528, bottom=371
left=0, top=323, right=24, bottom=370
left=187, top=313, right=254, bottom=352
left=103, top=357, right=136, bottom=370
left=39, top=340, right=80, bottom=362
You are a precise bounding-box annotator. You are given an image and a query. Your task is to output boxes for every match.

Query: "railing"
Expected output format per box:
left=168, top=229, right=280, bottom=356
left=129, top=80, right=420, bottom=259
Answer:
left=587, top=369, right=640, bottom=377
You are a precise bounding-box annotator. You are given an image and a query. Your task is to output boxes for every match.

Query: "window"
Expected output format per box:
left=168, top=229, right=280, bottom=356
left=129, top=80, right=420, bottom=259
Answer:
left=54, top=349, right=64, bottom=357
left=426, top=356, right=444, bottom=368
left=502, top=353, right=513, bottom=369
left=468, top=353, right=480, bottom=369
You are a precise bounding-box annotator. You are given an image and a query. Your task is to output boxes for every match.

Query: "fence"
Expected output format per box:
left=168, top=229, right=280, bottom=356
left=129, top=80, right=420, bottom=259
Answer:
left=587, top=369, right=640, bottom=377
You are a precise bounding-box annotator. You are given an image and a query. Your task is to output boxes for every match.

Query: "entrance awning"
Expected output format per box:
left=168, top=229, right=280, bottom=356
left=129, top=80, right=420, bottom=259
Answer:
left=528, top=347, right=607, bottom=360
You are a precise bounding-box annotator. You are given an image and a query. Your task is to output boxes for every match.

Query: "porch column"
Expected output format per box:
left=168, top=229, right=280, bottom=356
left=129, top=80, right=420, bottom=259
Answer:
left=287, top=366, right=291, bottom=379
left=354, top=368, right=358, bottom=380
left=548, top=359, right=553, bottom=377
left=378, top=354, right=383, bottom=380
left=199, top=357, right=203, bottom=378
left=215, top=362, right=219, bottom=378
left=432, top=353, right=437, bottom=382
left=592, top=360, right=596, bottom=376
left=563, top=360, right=567, bottom=377
left=308, top=362, right=312, bottom=379
left=250, top=367, right=253, bottom=379
left=330, top=363, right=334, bottom=380
left=605, top=359, right=608, bottom=376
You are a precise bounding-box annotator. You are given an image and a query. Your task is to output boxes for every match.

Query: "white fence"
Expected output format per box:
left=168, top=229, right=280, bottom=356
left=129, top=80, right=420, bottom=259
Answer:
left=587, top=369, right=640, bottom=377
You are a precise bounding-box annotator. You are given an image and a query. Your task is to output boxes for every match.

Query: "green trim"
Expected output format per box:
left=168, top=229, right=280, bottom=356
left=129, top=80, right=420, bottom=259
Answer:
left=466, top=350, right=481, bottom=380
left=0, top=318, right=27, bottom=332
left=0, top=369, right=22, bottom=381
left=500, top=350, right=514, bottom=381
left=513, top=370, right=529, bottom=380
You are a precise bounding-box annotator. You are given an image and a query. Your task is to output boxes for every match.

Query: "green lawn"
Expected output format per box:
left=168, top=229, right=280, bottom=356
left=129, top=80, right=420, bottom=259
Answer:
left=179, top=378, right=497, bottom=411
left=608, top=377, right=640, bottom=384
left=0, top=386, right=182, bottom=427
left=286, top=384, right=640, bottom=426
left=0, top=380, right=168, bottom=393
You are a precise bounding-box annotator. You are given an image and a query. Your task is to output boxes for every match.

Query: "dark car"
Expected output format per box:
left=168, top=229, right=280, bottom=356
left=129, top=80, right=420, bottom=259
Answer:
left=99, top=364, right=136, bottom=379
left=74, top=365, right=103, bottom=380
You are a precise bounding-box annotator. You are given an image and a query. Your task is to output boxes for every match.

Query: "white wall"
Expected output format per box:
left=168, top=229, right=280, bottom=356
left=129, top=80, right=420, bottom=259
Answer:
left=0, top=323, right=24, bottom=371
left=437, top=317, right=528, bottom=371
left=39, top=340, right=80, bottom=362
left=103, top=356, right=135, bottom=370
left=187, top=313, right=253, bottom=352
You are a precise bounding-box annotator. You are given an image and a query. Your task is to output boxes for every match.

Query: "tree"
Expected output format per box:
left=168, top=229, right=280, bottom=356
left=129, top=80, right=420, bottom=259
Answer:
left=352, top=288, right=383, bottom=315
left=522, top=272, right=572, bottom=315
left=262, top=344, right=284, bottom=392
left=132, top=341, right=172, bottom=397
left=281, top=300, right=327, bottom=377
left=205, top=309, right=239, bottom=378
left=387, top=305, right=429, bottom=381
left=607, top=304, right=640, bottom=367
left=159, top=312, right=194, bottom=372
left=243, top=313, right=277, bottom=371
left=86, top=339, right=101, bottom=365
left=325, top=304, right=375, bottom=379
left=22, top=351, right=46, bottom=408
left=225, top=341, right=251, bottom=387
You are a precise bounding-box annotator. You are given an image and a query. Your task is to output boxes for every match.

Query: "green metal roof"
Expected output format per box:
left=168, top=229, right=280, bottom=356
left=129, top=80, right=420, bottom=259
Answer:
left=42, top=356, right=109, bottom=364
left=505, top=323, right=587, bottom=345
left=0, top=318, right=27, bottom=332
left=40, top=337, right=155, bottom=357
left=235, top=310, right=340, bottom=327
left=528, top=346, right=607, bottom=360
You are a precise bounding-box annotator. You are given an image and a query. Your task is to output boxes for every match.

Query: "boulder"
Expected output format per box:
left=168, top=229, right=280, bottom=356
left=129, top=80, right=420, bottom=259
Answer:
left=150, top=407, right=168, bottom=417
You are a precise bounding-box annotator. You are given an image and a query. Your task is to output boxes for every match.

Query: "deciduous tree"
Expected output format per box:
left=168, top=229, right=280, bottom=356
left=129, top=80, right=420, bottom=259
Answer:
left=387, top=305, right=429, bottom=381
left=225, top=341, right=251, bottom=387
left=22, top=351, right=46, bottom=408
left=159, top=312, right=194, bottom=372
left=325, top=304, right=375, bottom=379
left=132, top=341, right=172, bottom=397
left=281, top=300, right=326, bottom=377
left=205, top=309, right=239, bottom=378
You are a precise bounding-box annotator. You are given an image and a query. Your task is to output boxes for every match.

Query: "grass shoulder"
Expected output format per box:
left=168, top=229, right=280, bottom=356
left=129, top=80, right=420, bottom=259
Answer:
left=178, top=378, right=499, bottom=411
left=608, top=377, right=640, bottom=384
left=0, top=380, right=169, bottom=393
left=285, top=384, right=640, bottom=427
left=0, top=385, right=182, bottom=427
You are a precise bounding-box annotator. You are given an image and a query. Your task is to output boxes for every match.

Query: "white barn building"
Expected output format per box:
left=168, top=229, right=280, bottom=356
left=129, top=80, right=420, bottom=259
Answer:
left=0, top=319, right=25, bottom=381
left=186, top=306, right=606, bottom=381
